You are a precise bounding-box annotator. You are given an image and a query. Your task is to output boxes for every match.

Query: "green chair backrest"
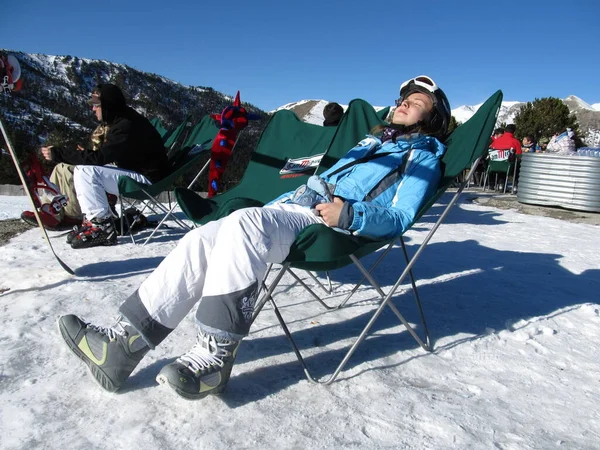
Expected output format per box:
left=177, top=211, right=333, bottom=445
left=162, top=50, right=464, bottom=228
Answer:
left=175, top=102, right=386, bottom=225
left=487, top=159, right=512, bottom=174
left=180, top=115, right=220, bottom=152
left=215, top=109, right=337, bottom=205
left=163, top=116, right=191, bottom=149
left=376, top=106, right=391, bottom=122
left=175, top=109, right=338, bottom=224
left=150, top=117, right=169, bottom=139
left=118, top=151, right=205, bottom=200
left=416, top=90, right=504, bottom=218
left=285, top=90, right=504, bottom=271
left=317, top=99, right=388, bottom=174
left=166, top=116, right=219, bottom=170
left=443, top=91, right=503, bottom=181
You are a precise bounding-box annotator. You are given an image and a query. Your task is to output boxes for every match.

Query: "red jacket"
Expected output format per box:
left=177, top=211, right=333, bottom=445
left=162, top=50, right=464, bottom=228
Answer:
left=490, top=132, right=522, bottom=155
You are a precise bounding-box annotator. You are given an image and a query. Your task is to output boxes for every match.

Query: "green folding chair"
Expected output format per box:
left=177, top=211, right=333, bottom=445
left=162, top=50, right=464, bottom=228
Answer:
left=175, top=98, right=389, bottom=225
left=150, top=117, right=169, bottom=139
left=483, top=148, right=515, bottom=194
left=174, top=109, right=338, bottom=226
left=252, top=90, right=503, bottom=384
left=167, top=116, right=220, bottom=170
left=117, top=116, right=220, bottom=245
left=162, top=115, right=192, bottom=151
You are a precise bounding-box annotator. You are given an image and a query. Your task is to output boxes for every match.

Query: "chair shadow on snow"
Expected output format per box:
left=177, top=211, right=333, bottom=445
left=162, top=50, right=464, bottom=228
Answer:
left=416, top=192, right=511, bottom=227
left=75, top=256, right=165, bottom=278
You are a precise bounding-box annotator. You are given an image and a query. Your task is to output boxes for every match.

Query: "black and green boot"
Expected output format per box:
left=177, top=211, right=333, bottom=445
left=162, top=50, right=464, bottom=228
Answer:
left=156, top=330, right=240, bottom=400
left=58, top=314, right=149, bottom=392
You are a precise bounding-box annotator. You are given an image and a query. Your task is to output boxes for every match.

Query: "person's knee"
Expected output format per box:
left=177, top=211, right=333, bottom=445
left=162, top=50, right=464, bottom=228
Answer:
left=180, top=226, right=205, bottom=247
left=74, top=165, right=101, bottom=184
left=73, top=166, right=84, bottom=184
left=54, top=163, right=73, bottom=173
left=224, top=208, right=261, bottom=230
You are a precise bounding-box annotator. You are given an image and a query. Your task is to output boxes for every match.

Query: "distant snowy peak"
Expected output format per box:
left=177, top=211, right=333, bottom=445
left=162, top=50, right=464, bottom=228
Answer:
left=593, top=103, right=600, bottom=111
left=563, top=95, right=597, bottom=112
left=452, top=101, right=525, bottom=126
left=451, top=104, right=482, bottom=124
left=274, top=100, right=330, bottom=125
left=274, top=100, right=388, bottom=125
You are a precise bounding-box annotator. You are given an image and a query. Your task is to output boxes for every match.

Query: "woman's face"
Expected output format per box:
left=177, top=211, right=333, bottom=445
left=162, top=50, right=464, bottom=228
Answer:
left=92, top=103, right=102, bottom=121
left=392, top=92, right=433, bottom=127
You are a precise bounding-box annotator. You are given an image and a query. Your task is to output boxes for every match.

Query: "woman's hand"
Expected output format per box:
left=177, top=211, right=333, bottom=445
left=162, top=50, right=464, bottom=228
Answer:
left=315, top=197, right=345, bottom=227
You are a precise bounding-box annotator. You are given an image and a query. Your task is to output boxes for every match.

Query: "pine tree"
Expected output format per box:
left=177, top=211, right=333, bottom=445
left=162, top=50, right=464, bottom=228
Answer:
left=514, top=97, right=581, bottom=144
left=447, top=116, right=459, bottom=135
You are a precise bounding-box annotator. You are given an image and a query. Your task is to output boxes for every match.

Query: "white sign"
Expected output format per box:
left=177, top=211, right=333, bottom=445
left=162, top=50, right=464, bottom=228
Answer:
left=279, top=153, right=324, bottom=175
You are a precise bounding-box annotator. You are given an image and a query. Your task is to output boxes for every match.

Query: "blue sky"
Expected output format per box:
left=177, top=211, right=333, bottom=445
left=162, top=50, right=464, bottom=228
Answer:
left=2, top=0, right=599, bottom=111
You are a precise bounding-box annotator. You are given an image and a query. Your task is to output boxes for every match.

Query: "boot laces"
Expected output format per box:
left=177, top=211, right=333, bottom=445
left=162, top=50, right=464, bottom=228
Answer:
left=85, top=316, right=129, bottom=341
left=178, top=333, right=234, bottom=373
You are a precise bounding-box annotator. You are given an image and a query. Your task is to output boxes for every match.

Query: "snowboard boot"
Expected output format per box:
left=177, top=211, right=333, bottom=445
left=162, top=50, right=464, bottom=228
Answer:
left=156, top=330, right=240, bottom=400
left=66, top=219, right=91, bottom=244
left=70, top=217, right=117, bottom=249
left=57, top=314, right=149, bottom=392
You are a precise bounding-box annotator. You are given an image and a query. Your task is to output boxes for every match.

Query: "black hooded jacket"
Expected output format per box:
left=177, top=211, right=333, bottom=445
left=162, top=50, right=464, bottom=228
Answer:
left=51, top=84, right=169, bottom=182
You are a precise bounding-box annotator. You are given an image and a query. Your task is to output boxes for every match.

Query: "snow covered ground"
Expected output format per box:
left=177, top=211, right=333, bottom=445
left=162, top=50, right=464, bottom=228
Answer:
left=1, top=193, right=599, bottom=449
left=0, top=194, right=30, bottom=220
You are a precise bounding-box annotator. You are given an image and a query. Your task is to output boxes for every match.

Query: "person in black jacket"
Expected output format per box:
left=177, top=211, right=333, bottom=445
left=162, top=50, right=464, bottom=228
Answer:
left=40, top=84, right=168, bottom=249
left=322, top=102, right=343, bottom=126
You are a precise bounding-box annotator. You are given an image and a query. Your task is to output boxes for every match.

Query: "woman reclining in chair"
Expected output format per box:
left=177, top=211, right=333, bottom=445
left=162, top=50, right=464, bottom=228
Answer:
left=58, top=75, right=452, bottom=399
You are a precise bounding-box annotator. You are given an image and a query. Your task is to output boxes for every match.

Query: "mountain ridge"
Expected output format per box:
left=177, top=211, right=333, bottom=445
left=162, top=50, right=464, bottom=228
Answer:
left=277, top=97, right=600, bottom=146
left=2, top=49, right=598, bottom=151
left=0, top=50, right=268, bottom=187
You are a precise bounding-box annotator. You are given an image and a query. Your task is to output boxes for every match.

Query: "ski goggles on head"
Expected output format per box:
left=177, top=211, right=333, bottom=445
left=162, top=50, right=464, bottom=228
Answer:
left=400, top=75, right=438, bottom=93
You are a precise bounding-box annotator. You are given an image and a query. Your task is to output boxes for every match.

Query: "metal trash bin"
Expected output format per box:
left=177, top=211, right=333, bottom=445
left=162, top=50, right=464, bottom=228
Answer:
left=517, top=153, right=600, bottom=212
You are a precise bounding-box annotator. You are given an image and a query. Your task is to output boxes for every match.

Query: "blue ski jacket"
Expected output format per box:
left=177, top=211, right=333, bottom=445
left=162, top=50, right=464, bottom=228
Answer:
left=269, top=133, right=446, bottom=240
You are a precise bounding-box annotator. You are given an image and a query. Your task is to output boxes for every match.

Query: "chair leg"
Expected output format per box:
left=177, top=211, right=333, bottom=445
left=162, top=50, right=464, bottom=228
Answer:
left=304, top=270, right=333, bottom=295
left=349, top=254, right=430, bottom=352
left=399, top=237, right=431, bottom=350
left=142, top=200, right=186, bottom=246
left=256, top=165, right=478, bottom=385
left=337, top=240, right=397, bottom=309
left=259, top=254, right=431, bottom=385
left=286, top=268, right=336, bottom=310
left=119, top=195, right=137, bottom=244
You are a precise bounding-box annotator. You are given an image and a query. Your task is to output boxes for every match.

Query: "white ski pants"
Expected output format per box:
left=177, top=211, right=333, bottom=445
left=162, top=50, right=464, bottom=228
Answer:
left=73, top=165, right=151, bottom=220
left=121, top=203, right=323, bottom=344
